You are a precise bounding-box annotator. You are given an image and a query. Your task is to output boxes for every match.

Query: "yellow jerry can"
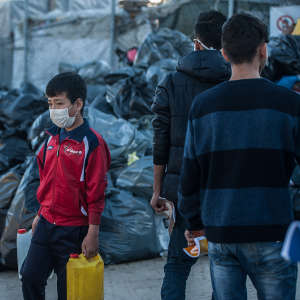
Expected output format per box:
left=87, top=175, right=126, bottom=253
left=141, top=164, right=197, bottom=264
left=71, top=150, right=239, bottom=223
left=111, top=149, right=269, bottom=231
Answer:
left=67, top=253, right=104, bottom=300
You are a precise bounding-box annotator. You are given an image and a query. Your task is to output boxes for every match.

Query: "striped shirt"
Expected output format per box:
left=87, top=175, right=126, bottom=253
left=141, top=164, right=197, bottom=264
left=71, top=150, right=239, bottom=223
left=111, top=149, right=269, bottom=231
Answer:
left=178, top=78, right=300, bottom=243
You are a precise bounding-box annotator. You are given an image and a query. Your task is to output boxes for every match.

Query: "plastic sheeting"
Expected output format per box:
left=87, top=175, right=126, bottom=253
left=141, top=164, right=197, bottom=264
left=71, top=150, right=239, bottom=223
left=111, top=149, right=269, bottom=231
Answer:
left=0, top=157, right=39, bottom=269
left=99, top=190, right=165, bottom=265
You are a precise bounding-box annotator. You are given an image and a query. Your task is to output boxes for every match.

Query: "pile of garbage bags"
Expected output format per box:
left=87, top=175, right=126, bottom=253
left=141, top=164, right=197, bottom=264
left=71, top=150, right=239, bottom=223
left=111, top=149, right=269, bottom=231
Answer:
left=263, top=34, right=300, bottom=82
left=0, top=27, right=192, bottom=268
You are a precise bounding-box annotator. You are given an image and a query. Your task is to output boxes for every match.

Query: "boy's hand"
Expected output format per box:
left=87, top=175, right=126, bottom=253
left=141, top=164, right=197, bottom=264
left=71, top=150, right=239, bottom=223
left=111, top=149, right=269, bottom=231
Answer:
left=32, top=215, right=40, bottom=234
left=82, top=225, right=99, bottom=259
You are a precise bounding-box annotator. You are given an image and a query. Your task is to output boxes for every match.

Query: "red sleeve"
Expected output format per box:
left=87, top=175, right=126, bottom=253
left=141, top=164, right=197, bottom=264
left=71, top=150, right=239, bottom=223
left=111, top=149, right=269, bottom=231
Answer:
left=85, top=138, right=111, bottom=225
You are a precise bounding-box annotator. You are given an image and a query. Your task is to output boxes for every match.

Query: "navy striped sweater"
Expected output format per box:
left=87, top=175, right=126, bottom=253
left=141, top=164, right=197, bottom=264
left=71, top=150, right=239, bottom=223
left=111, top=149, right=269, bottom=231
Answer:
left=178, top=78, right=300, bottom=243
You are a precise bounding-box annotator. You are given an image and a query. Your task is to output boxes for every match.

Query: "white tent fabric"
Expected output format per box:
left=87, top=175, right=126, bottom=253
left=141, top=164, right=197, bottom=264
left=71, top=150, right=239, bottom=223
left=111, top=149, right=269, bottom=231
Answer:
left=12, top=10, right=151, bottom=89
left=0, top=1, right=11, bottom=38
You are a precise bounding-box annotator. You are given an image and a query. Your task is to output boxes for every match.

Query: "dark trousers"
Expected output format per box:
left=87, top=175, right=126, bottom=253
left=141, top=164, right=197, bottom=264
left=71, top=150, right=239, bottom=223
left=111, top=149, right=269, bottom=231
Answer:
left=21, top=215, right=88, bottom=300
left=161, top=214, right=197, bottom=300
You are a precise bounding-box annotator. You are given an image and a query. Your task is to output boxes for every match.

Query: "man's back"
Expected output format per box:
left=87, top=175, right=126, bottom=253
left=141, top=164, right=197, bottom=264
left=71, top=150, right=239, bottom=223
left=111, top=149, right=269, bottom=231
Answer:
left=152, top=50, right=230, bottom=203
left=180, top=78, right=300, bottom=243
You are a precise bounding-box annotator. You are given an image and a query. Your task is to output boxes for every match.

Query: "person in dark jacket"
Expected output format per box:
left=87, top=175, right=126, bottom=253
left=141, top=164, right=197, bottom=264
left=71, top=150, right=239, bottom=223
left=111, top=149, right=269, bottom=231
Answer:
left=151, top=11, right=231, bottom=300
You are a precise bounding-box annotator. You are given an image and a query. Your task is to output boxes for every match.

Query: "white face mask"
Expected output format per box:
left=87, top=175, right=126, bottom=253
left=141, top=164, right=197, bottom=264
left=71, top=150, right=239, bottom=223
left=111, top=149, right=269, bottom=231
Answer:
left=49, top=106, right=76, bottom=128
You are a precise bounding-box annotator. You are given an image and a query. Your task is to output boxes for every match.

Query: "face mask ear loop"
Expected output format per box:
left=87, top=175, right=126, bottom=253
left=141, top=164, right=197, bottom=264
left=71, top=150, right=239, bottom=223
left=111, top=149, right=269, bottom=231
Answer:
left=193, top=39, right=215, bottom=51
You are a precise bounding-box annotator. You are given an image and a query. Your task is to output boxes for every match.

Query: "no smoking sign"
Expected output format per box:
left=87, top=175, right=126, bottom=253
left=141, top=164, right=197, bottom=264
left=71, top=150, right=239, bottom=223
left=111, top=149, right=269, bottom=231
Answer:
left=277, top=15, right=296, bottom=34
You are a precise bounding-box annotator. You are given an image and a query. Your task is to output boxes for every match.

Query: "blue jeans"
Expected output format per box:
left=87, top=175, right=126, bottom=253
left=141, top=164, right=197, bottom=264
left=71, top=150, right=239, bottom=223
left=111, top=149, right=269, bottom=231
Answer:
left=208, top=241, right=298, bottom=300
left=161, top=214, right=197, bottom=300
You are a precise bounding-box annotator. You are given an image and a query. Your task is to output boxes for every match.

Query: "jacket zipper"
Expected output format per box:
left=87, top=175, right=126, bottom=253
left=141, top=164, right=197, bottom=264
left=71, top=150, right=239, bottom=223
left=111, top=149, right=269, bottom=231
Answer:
left=52, top=139, right=61, bottom=225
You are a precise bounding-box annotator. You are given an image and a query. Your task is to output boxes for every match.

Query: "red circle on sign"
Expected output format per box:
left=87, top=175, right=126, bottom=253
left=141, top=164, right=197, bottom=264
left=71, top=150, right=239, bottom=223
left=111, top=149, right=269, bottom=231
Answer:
left=277, top=15, right=295, bottom=32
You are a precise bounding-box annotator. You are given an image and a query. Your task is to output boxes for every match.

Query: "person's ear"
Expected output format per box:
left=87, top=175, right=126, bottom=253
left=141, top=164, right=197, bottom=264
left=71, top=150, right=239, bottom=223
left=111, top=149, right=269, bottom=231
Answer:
left=260, top=43, right=268, bottom=61
left=75, top=98, right=83, bottom=114
left=221, top=48, right=230, bottom=62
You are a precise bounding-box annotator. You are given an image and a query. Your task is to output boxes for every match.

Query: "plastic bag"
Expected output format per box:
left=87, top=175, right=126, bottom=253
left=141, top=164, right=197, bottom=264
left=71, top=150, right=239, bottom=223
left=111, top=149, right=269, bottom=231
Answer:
left=99, top=189, right=167, bottom=264
left=264, top=35, right=300, bottom=81
left=146, top=58, right=177, bottom=89
left=0, top=83, right=48, bottom=134
left=0, top=166, right=22, bottom=239
left=0, top=137, right=31, bottom=174
left=87, top=107, right=149, bottom=168
left=88, top=86, right=114, bottom=115
left=0, top=157, right=39, bottom=268
left=28, top=111, right=52, bottom=151
left=116, top=156, right=153, bottom=199
left=59, top=61, right=110, bottom=85
left=134, top=28, right=192, bottom=68
left=105, top=67, right=154, bottom=119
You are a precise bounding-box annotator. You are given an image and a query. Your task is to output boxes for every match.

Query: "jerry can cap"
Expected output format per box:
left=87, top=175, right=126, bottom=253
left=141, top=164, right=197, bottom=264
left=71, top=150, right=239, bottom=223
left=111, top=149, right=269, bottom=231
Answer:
left=18, top=229, right=27, bottom=234
left=70, top=253, right=79, bottom=258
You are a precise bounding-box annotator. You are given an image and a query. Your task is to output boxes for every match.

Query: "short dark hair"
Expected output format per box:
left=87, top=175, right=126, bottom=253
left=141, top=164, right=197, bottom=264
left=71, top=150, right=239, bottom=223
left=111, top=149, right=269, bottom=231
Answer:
left=46, top=72, right=87, bottom=113
left=222, top=13, right=269, bottom=64
left=194, top=10, right=227, bottom=50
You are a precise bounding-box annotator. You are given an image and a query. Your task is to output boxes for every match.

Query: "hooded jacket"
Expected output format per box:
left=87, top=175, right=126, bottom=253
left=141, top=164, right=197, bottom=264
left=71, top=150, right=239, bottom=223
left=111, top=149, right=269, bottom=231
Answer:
left=151, top=50, right=231, bottom=204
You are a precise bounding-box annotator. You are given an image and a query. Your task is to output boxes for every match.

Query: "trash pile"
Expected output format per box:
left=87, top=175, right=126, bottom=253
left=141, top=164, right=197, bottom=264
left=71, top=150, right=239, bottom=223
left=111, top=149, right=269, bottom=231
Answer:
left=0, top=28, right=192, bottom=268
left=263, top=34, right=300, bottom=82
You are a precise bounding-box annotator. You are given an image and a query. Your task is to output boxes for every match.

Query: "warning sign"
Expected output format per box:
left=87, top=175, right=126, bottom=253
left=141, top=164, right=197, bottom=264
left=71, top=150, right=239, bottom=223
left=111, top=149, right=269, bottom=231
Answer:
left=270, top=6, right=300, bottom=37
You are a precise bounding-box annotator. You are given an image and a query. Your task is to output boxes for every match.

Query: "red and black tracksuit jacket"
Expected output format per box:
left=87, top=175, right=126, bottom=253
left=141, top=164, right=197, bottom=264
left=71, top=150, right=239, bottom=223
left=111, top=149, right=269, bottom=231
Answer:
left=36, top=120, right=111, bottom=226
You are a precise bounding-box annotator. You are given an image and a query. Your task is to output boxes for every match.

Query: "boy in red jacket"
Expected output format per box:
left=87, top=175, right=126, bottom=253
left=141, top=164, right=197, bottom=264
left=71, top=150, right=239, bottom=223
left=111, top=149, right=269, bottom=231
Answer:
left=21, top=72, right=111, bottom=300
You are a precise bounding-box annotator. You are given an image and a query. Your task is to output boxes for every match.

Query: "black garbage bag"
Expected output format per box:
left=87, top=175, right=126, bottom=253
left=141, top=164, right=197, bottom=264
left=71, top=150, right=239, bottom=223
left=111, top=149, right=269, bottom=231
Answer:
left=28, top=111, right=52, bottom=151
left=0, top=157, right=39, bottom=268
left=87, top=107, right=149, bottom=168
left=105, top=67, right=154, bottom=119
left=129, top=115, right=153, bottom=156
left=0, top=166, right=23, bottom=240
left=88, top=86, right=114, bottom=115
left=0, top=137, right=31, bottom=174
left=134, top=28, right=192, bottom=68
left=86, top=85, right=106, bottom=103
left=116, top=156, right=153, bottom=199
left=59, top=61, right=110, bottom=85
left=0, top=83, right=48, bottom=134
left=264, top=35, right=300, bottom=81
left=99, top=189, right=165, bottom=265
left=146, top=58, right=177, bottom=89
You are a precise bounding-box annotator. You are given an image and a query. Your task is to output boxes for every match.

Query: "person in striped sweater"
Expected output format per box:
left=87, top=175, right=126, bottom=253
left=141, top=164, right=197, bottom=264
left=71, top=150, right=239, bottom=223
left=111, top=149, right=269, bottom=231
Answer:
left=178, top=13, right=300, bottom=300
